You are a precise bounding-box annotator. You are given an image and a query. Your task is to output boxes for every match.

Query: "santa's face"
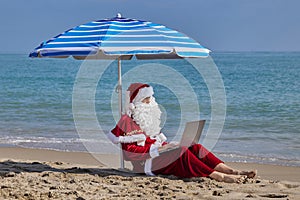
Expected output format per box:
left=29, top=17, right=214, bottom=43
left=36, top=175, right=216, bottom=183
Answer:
left=141, top=96, right=151, bottom=104
left=132, top=96, right=162, bottom=137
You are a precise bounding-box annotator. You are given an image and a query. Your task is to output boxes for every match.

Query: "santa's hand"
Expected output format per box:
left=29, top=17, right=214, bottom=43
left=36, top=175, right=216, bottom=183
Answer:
left=158, top=143, right=180, bottom=152
left=119, top=134, right=146, bottom=143
left=169, top=141, right=180, bottom=145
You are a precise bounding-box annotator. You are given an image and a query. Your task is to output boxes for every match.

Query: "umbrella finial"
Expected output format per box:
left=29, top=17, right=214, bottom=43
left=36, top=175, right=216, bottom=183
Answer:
left=116, top=13, right=122, bottom=18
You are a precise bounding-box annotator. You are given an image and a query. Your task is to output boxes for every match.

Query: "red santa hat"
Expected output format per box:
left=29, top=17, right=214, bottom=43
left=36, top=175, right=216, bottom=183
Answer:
left=125, top=83, right=154, bottom=116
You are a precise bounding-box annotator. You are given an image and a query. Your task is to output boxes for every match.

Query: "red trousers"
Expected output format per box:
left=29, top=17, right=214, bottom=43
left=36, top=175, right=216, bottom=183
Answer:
left=152, top=144, right=223, bottom=178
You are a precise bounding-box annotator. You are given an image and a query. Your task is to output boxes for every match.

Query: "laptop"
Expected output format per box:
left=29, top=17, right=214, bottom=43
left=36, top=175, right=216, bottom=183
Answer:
left=159, top=120, right=206, bottom=153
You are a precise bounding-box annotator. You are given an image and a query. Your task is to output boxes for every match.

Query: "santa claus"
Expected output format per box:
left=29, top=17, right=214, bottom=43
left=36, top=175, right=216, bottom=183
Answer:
left=107, top=83, right=256, bottom=183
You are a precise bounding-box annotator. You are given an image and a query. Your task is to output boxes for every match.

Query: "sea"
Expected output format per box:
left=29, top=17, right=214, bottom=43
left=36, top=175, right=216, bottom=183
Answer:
left=0, top=52, right=299, bottom=167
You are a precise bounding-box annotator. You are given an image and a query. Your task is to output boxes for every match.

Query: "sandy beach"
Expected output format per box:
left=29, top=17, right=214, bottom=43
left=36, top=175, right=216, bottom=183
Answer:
left=0, top=147, right=299, bottom=199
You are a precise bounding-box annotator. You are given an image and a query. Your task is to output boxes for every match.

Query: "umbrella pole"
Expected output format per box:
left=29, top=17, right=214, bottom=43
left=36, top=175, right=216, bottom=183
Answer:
left=117, top=57, right=125, bottom=169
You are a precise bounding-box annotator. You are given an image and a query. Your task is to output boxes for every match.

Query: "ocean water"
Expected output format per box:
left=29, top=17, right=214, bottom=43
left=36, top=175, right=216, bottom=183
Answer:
left=0, top=52, right=299, bottom=166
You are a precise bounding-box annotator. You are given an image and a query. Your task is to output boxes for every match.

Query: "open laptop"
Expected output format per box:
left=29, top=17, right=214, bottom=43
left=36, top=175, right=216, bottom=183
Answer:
left=159, top=120, right=206, bottom=153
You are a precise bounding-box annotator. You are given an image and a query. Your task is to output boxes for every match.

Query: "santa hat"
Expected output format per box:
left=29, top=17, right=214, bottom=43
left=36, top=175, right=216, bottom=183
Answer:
left=125, top=83, right=154, bottom=116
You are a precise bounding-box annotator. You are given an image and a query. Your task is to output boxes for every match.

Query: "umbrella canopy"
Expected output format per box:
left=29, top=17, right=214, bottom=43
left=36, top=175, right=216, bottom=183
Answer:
left=29, top=13, right=210, bottom=59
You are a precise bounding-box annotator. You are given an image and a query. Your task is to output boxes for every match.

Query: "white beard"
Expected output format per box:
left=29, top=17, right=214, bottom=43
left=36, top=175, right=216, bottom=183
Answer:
left=132, top=97, right=162, bottom=137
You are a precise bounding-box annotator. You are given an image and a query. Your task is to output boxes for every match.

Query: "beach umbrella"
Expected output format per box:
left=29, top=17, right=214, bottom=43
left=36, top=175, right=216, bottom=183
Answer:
left=29, top=13, right=210, bottom=168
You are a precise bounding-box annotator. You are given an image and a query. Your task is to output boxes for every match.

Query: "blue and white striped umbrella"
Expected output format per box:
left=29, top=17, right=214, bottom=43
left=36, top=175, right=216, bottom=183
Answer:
left=29, top=14, right=210, bottom=59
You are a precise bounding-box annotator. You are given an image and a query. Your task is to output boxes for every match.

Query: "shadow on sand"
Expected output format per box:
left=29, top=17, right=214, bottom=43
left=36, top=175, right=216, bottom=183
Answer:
left=0, top=160, right=205, bottom=183
left=0, top=160, right=141, bottom=178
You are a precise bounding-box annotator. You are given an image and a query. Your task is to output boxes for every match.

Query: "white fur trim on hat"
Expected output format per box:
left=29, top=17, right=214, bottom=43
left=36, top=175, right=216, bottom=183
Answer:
left=132, top=86, right=154, bottom=104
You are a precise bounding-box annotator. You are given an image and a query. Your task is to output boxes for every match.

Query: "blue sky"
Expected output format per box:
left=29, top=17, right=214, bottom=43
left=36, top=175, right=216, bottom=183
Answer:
left=0, top=0, right=299, bottom=53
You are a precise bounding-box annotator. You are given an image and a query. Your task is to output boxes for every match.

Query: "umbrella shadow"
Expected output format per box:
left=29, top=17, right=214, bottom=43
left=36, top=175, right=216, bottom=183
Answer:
left=0, top=160, right=207, bottom=183
left=0, top=160, right=143, bottom=178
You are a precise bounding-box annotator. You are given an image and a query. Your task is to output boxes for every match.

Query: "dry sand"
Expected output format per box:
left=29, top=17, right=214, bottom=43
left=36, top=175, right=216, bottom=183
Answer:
left=0, top=147, right=299, bottom=199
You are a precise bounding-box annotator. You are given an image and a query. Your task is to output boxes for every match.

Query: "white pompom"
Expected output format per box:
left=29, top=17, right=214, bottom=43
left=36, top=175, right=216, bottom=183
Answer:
left=129, top=103, right=135, bottom=110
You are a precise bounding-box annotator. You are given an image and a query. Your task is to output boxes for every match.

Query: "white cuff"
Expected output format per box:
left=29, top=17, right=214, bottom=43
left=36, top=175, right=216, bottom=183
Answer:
left=119, top=134, right=146, bottom=143
left=158, top=133, right=167, bottom=143
left=149, top=144, right=160, bottom=158
left=106, top=132, right=119, bottom=144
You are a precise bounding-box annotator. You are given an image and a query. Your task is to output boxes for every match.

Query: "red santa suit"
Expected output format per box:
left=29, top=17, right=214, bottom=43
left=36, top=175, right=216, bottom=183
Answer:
left=111, top=114, right=224, bottom=178
left=109, top=82, right=223, bottom=178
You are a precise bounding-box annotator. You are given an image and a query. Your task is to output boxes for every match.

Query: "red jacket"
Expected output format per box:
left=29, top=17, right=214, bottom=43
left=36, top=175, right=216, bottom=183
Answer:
left=111, top=115, right=167, bottom=172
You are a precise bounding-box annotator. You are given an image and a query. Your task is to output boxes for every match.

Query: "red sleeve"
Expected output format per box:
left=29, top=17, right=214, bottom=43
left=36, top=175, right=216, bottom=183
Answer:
left=112, top=115, right=157, bottom=161
left=122, top=142, right=152, bottom=161
left=111, top=115, right=143, bottom=137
